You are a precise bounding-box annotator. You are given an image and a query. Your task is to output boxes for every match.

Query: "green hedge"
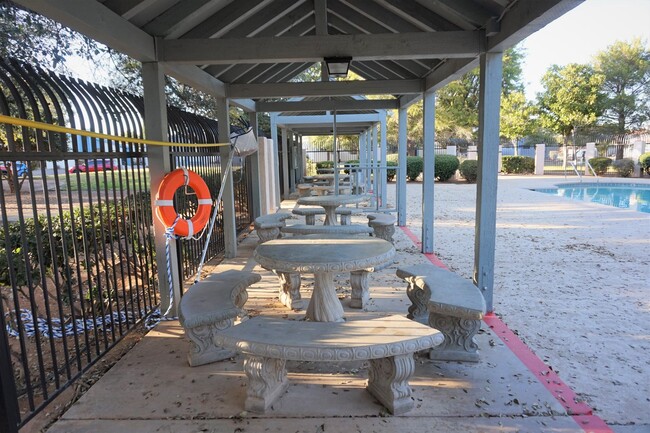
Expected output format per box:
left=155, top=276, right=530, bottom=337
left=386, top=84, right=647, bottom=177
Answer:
left=386, top=160, right=398, bottom=181
left=502, top=156, right=535, bottom=174
left=639, top=152, right=650, bottom=175
left=612, top=158, right=634, bottom=177
left=435, top=154, right=460, bottom=182
left=588, top=157, right=612, bottom=175
left=459, top=160, right=478, bottom=183
left=406, top=156, right=423, bottom=181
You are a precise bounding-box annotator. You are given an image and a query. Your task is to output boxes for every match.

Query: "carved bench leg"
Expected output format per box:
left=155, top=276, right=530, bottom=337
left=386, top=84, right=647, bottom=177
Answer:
left=274, top=271, right=303, bottom=310
left=367, top=354, right=415, bottom=415
left=243, top=355, right=289, bottom=412
left=350, top=270, right=369, bottom=308
left=305, top=215, right=316, bottom=225
left=185, top=319, right=236, bottom=366
left=427, top=312, right=481, bottom=362
left=372, top=225, right=395, bottom=243
left=257, top=227, right=280, bottom=243
left=405, top=279, right=430, bottom=324
left=340, top=214, right=351, bottom=225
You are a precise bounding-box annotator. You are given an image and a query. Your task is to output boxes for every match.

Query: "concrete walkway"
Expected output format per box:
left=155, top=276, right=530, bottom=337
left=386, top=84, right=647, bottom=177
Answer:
left=45, top=175, right=649, bottom=433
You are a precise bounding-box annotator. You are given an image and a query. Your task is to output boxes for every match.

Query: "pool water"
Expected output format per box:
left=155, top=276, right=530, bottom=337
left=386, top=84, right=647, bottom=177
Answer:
left=533, top=183, right=650, bottom=213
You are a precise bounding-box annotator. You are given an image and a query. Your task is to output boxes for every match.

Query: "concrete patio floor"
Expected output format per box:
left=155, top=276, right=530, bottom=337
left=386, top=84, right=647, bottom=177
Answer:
left=44, top=176, right=649, bottom=433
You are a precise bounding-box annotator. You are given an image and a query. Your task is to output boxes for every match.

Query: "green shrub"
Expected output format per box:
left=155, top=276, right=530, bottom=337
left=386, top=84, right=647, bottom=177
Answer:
left=459, top=160, right=478, bottom=183
left=386, top=153, right=399, bottom=163
left=386, top=160, right=398, bottom=181
left=501, top=156, right=535, bottom=174
left=435, top=154, right=460, bottom=182
left=406, top=156, right=423, bottom=181
left=589, top=157, right=612, bottom=175
left=612, top=158, right=635, bottom=177
left=316, top=161, right=334, bottom=171
left=639, top=152, right=650, bottom=175
left=343, top=159, right=359, bottom=174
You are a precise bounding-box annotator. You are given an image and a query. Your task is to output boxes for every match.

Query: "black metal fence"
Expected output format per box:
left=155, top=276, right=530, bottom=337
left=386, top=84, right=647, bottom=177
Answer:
left=0, top=58, right=252, bottom=432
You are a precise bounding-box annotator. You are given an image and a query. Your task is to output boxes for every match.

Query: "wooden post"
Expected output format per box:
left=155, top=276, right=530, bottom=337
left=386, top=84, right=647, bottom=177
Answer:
left=397, top=106, right=408, bottom=226
left=421, top=90, right=435, bottom=253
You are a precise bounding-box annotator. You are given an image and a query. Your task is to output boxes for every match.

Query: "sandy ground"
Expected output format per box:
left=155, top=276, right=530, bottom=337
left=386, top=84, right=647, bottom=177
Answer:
left=385, top=175, right=650, bottom=427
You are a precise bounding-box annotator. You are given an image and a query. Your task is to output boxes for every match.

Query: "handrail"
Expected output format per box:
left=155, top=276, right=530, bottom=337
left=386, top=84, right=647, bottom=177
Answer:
left=569, top=160, right=582, bottom=182
left=585, top=160, right=599, bottom=182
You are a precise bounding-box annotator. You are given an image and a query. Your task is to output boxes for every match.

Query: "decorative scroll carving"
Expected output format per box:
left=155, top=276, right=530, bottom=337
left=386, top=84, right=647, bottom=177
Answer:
left=185, top=318, right=235, bottom=366
left=405, top=279, right=431, bottom=324
left=350, top=270, right=369, bottom=308
left=243, top=356, right=289, bottom=412
left=367, top=354, right=415, bottom=415
left=256, top=227, right=281, bottom=243
left=274, top=271, right=303, bottom=310
left=428, top=312, right=481, bottom=362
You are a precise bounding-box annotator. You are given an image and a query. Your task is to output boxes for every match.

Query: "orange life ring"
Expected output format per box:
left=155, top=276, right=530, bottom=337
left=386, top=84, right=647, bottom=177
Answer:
left=155, top=168, right=212, bottom=238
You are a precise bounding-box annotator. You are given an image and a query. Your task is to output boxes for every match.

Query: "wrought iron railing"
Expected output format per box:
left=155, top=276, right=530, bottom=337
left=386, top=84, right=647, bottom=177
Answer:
left=0, top=59, right=253, bottom=432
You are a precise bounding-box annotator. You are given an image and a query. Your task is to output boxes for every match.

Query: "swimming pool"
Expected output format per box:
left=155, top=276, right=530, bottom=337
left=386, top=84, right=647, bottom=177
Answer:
left=532, top=182, right=650, bottom=213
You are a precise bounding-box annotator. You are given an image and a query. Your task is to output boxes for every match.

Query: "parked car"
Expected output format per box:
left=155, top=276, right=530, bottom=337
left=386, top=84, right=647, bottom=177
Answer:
left=68, top=159, right=116, bottom=173
left=0, top=161, right=29, bottom=178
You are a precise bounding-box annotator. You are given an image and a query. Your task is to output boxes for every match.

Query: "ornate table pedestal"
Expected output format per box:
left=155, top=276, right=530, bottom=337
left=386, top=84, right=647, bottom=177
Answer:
left=254, top=237, right=395, bottom=322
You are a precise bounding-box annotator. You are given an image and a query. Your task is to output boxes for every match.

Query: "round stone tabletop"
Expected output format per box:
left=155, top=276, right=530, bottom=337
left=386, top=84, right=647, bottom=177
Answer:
left=254, top=236, right=395, bottom=274
left=297, top=194, right=365, bottom=208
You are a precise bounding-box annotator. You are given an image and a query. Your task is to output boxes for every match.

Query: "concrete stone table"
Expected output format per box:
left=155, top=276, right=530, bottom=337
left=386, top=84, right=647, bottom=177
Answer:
left=297, top=194, right=365, bottom=225
left=254, top=237, right=395, bottom=322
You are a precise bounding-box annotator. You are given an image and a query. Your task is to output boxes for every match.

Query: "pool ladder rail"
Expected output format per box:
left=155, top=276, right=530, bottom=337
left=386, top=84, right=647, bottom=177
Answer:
left=567, top=160, right=599, bottom=183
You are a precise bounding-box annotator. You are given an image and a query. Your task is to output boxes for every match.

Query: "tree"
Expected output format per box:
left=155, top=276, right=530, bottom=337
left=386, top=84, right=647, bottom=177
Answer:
left=500, top=91, right=536, bottom=155
left=594, top=38, right=650, bottom=133
left=0, top=1, right=103, bottom=71
left=537, top=63, right=604, bottom=147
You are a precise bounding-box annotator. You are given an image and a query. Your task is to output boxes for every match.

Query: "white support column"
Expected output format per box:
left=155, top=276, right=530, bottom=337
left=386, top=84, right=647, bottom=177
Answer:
left=366, top=129, right=373, bottom=193
left=142, top=62, right=180, bottom=317
left=249, top=112, right=262, bottom=218
left=473, top=52, right=503, bottom=313
left=397, top=106, right=408, bottom=226
left=421, top=90, right=435, bottom=253
left=372, top=123, right=379, bottom=206
left=217, top=97, right=237, bottom=258
left=290, top=131, right=297, bottom=193
left=281, top=127, right=290, bottom=200
left=358, top=131, right=366, bottom=189
left=534, top=143, right=545, bottom=175
left=380, top=110, right=388, bottom=207
left=270, top=114, right=281, bottom=210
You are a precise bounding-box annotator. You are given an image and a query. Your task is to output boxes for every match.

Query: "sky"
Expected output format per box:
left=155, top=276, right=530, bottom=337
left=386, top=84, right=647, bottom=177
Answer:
left=519, top=0, right=650, bottom=101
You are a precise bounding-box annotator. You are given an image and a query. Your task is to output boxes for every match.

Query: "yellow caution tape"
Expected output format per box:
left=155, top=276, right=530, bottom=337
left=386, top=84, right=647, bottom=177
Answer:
left=0, top=114, right=230, bottom=148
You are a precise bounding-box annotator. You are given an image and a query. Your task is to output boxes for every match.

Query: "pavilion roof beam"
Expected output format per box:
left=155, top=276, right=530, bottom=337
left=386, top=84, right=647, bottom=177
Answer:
left=278, top=113, right=382, bottom=125
left=161, top=31, right=482, bottom=64
left=418, top=0, right=495, bottom=29
left=376, top=0, right=461, bottom=31
left=257, top=99, right=399, bottom=113
left=340, top=0, right=423, bottom=33
left=228, top=79, right=423, bottom=99
left=11, top=0, right=256, bottom=110
left=180, top=0, right=275, bottom=39
left=488, top=0, right=584, bottom=52
left=142, top=0, right=223, bottom=38
left=102, top=0, right=157, bottom=20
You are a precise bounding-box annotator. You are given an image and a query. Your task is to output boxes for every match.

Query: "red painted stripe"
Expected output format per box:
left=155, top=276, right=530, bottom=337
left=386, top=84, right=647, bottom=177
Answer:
left=400, top=226, right=614, bottom=433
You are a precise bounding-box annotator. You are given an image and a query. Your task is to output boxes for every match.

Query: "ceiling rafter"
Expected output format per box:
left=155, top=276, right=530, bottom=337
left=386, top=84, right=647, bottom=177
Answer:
left=228, top=80, right=424, bottom=99
left=339, top=0, right=423, bottom=34
left=180, top=0, right=274, bottom=39
left=376, top=0, right=461, bottom=32
left=416, top=0, right=493, bottom=28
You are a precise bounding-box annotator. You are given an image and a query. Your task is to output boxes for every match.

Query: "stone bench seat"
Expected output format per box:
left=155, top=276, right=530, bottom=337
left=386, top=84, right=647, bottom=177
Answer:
left=367, top=213, right=397, bottom=243
left=214, top=315, right=442, bottom=415
left=292, top=207, right=352, bottom=225
left=396, top=264, right=486, bottom=362
left=281, top=224, right=372, bottom=236
left=310, top=185, right=333, bottom=195
left=179, top=270, right=261, bottom=366
left=254, top=212, right=292, bottom=243
left=296, top=183, right=313, bottom=197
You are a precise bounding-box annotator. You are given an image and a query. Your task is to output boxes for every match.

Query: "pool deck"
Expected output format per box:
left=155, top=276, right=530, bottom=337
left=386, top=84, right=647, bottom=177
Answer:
left=38, top=175, right=650, bottom=433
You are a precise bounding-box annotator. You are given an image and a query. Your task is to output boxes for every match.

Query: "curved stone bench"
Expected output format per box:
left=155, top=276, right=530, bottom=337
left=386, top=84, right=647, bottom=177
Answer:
left=396, top=264, right=486, bottom=362
left=214, top=315, right=442, bottom=414
left=281, top=224, right=372, bottom=236
left=367, top=213, right=396, bottom=243
left=292, top=207, right=352, bottom=225
left=253, top=212, right=292, bottom=243
left=179, top=270, right=261, bottom=366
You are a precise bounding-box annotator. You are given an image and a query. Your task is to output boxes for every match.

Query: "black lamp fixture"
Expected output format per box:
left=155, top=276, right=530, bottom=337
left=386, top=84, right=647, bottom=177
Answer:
left=324, top=56, right=352, bottom=77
